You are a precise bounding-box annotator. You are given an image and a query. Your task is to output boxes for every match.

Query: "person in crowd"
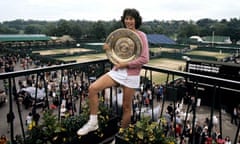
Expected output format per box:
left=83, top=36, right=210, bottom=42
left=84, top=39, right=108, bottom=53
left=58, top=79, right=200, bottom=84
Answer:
left=224, top=136, right=231, bottom=144
left=7, top=112, right=15, bottom=133
left=77, top=8, right=149, bottom=136
left=231, top=106, right=238, bottom=125
left=26, top=112, right=33, bottom=128
left=166, top=103, right=174, bottom=121
left=216, top=135, right=225, bottom=144
left=200, top=126, right=208, bottom=144
left=32, top=107, right=40, bottom=126
left=0, top=135, right=7, bottom=144
left=60, top=104, right=67, bottom=119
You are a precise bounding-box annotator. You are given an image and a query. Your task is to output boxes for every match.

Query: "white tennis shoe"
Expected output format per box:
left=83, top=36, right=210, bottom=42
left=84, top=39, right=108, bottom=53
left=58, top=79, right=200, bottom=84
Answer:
left=77, top=121, right=99, bottom=136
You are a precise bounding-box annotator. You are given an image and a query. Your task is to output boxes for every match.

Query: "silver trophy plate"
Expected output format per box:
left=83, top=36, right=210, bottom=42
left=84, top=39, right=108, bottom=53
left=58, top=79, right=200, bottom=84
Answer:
left=105, top=28, right=143, bottom=65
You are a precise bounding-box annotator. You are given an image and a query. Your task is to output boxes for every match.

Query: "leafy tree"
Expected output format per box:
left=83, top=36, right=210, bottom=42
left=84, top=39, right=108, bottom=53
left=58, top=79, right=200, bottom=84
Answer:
left=0, top=24, right=18, bottom=34
left=178, top=23, right=199, bottom=38
left=226, top=18, right=240, bottom=44
left=66, top=20, right=82, bottom=40
left=196, top=18, right=224, bottom=38
left=91, top=21, right=106, bottom=40
left=196, top=18, right=217, bottom=27
left=43, top=22, right=58, bottom=36
left=105, top=20, right=122, bottom=35
left=24, top=24, right=42, bottom=34
left=1, top=17, right=240, bottom=44
left=211, top=23, right=228, bottom=36
left=55, top=19, right=72, bottom=36
left=140, top=24, right=154, bottom=34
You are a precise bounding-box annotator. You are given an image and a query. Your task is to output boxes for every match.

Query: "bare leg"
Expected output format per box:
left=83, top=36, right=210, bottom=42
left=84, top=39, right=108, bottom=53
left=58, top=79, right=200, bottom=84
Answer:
left=88, top=73, right=118, bottom=114
left=77, top=73, right=118, bottom=135
left=121, top=86, right=135, bottom=128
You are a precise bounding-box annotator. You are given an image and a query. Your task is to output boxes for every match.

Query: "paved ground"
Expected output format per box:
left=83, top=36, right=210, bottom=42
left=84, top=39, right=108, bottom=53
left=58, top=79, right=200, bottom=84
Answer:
left=0, top=61, right=33, bottom=139
left=0, top=61, right=239, bottom=143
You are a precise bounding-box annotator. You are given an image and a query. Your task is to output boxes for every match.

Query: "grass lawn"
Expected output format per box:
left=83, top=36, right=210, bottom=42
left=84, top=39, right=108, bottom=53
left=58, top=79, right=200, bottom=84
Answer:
left=144, top=58, right=185, bottom=84
left=57, top=54, right=185, bottom=84
left=56, top=53, right=107, bottom=62
left=150, top=47, right=179, bottom=53
left=35, top=48, right=187, bottom=84
left=140, top=70, right=181, bottom=85
left=148, top=58, right=185, bottom=70
left=33, top=48, right=92, bottom=55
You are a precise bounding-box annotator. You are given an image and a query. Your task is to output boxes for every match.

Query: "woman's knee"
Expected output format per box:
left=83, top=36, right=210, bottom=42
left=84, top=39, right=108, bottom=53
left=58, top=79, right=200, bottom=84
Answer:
left=88, top=84, right=99, bottom=94
left=123, top=105, right=132, bottom=113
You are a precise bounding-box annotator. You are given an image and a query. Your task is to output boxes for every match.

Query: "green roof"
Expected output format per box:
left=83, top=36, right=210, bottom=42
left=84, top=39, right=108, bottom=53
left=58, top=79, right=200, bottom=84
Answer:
left=0, top=34, right=51, bottom=42
left=202, top=36, right=231, bottom=43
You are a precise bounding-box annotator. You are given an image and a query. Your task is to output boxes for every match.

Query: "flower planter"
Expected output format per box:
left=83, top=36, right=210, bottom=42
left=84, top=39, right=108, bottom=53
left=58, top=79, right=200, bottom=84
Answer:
left=49, top=115, right=119, bottom=144
left=115, top=134, right=130, bottom=144
left=22, top=100, right=121, bottom=144
left=114, top=116, right=177, bottom=144
left=115, top=134, right=154, bottom=144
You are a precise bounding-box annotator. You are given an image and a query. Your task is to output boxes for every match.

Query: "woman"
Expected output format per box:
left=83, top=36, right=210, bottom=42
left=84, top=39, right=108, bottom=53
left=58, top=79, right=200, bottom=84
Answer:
left=77, top=8, right=149, bottom=136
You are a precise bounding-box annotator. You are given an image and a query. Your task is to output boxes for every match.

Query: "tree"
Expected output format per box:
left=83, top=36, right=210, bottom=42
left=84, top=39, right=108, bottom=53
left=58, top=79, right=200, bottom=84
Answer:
left=24, top=24, right=42, bottom=34
left=196, top=18, right=217, bottom=27
left=55, top=19, right=72, bottom=36
left=91, top=21, right=106, bottom=40
left=178, top=23, right=199, bottom=38
left=0, top=24, right=18, bottom=34
left=211, top=23, right=228, bottom=36
left=68, top=21, right=82, bottom=40
left=226, top=18, right=240, bottom=44
left=196, top=19, right=218, bottom=36
left=43, top=22, right=58, bottom=36
left=1, top=17, right=240, bottom=44
left=105, top=20, right=122, bottom=35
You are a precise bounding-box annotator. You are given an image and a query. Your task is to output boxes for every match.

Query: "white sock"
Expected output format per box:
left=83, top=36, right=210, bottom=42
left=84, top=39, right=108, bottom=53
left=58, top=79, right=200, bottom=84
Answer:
left=89, top=115, right=98, bottom=124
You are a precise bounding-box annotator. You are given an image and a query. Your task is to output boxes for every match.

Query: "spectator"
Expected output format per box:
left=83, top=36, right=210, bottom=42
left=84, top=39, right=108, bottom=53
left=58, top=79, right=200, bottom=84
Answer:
left=26, top=112, right=32, bottom=127
left=60, top=104, right=67, bottom=119
left=216, top=135, right=225, bottom=144
left=32, top=112, right=40, bottom=126
left=224, top=136, right=231, bottom=144
left=231, top=106, right=238, bottom=125
left=0, top=135, right=8, bottom=144
left=7, top=112, right=15, bottom=133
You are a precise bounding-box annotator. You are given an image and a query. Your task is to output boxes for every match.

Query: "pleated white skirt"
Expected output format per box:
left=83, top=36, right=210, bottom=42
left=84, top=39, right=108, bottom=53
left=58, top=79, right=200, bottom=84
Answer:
left=107, top=68, right=140, bottom=89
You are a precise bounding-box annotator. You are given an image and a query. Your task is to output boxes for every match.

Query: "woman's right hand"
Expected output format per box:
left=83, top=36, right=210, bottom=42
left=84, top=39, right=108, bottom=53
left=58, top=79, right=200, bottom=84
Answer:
left=103, top=43, right=110, bottom=51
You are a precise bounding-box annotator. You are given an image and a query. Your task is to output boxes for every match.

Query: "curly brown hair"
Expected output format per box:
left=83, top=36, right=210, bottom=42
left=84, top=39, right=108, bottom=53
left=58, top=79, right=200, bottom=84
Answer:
left=121, top=8, right=142, bottom=29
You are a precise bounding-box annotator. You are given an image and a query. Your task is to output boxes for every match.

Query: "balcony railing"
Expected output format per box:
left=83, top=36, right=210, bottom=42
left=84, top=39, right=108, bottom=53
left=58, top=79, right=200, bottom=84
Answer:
left=0, top=59, right=239, bottom=144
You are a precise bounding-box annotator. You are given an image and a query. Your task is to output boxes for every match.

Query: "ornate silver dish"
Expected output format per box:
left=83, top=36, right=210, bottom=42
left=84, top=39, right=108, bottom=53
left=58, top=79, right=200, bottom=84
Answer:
left=105, top=28, right=143, bottom=65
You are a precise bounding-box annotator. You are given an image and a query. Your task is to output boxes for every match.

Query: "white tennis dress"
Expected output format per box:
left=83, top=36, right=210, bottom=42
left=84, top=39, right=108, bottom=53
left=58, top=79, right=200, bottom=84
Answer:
left=107, top=68, right=140, bottom=89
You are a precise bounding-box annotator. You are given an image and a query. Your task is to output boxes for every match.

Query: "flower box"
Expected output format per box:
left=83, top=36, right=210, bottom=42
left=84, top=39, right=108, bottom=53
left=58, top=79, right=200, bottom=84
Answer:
left=114, top=116, right=177, bottom=144
left=115, top=134, right=130, bottom=144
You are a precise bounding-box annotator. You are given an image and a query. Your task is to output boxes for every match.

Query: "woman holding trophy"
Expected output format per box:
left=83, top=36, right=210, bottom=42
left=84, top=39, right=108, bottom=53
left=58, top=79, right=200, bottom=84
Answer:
left=77, top=8, right=149, bottom=136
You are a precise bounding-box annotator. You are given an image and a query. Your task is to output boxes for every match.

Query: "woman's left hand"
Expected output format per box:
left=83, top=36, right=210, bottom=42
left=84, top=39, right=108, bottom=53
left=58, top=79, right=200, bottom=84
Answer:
left=115, top=62, right=128, bottom=69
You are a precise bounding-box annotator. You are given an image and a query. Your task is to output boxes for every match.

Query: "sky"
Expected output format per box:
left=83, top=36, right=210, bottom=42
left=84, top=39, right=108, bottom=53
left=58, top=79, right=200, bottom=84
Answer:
left=1, top=0, right=240, bottom=22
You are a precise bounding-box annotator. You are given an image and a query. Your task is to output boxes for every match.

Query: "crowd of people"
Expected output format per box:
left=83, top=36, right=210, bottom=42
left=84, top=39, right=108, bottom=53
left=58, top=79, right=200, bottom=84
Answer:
left=103, top=77, right=239, bottom=144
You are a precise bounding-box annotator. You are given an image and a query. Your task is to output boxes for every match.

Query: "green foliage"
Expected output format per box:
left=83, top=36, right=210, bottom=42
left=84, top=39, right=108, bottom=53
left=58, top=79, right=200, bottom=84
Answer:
left=18, top=97, right=115, bottom=144
left=24, top=24, right=42, bottom=34
left=61, top=115, right=87, bottom=133
left=117, top=116, right=177, bottom=144
left=24, top=110, right=62, bottom=144
left=1, top=18, right=240, bottom=44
